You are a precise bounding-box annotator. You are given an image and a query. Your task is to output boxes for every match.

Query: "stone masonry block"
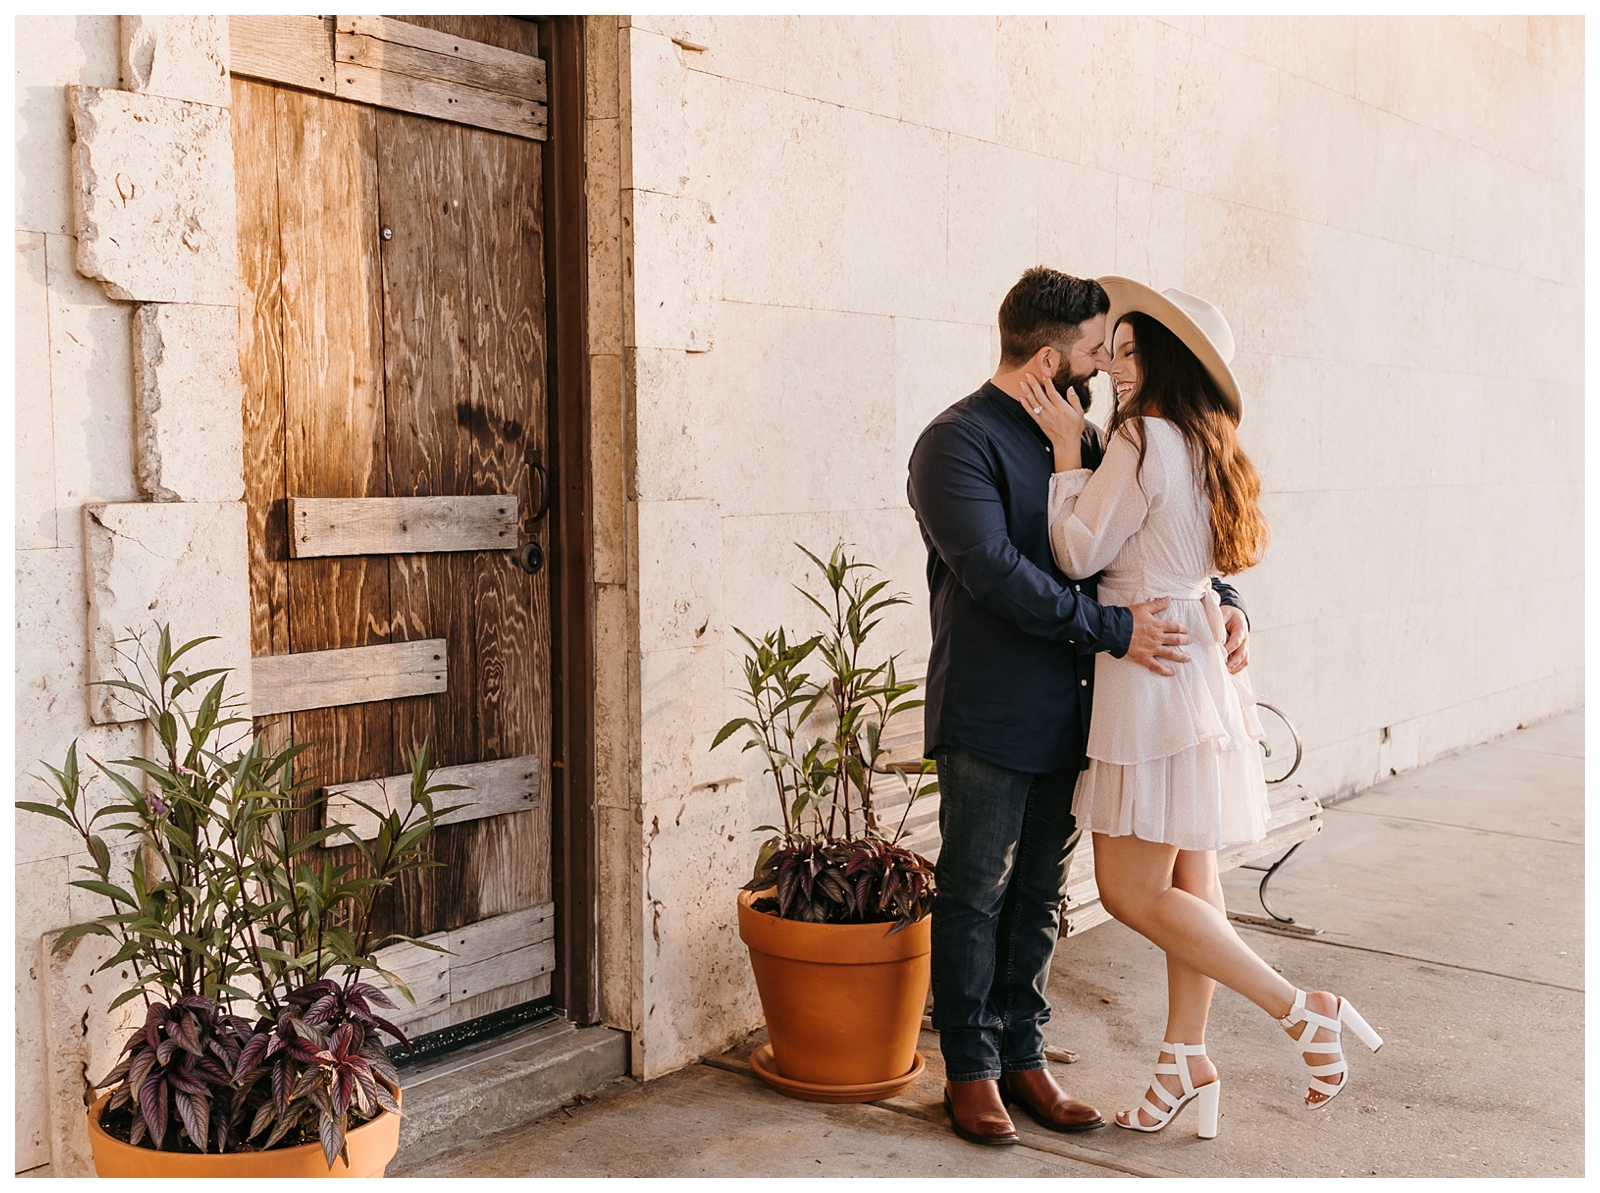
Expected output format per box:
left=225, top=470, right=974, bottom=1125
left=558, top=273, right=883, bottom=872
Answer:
left=42, top=927, right=144, bottom=1177
left=120, top=15, right=230, bottom=108
left=83, top=501, right=251, bottom=724
left=66, top=86, right=237, bottom=305
left=629, top=190, right=716, bottom=353
left=132, top=304, right=244, bottom=502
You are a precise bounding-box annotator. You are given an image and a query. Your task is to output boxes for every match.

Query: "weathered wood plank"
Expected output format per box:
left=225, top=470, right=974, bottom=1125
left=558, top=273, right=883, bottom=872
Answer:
left=336, top=16, right=547, bottom=102
left=334, top=59, right=547, bottom=141
left=464, top=107, right=549, bottom=798
left=252, top=639, right=447, bottom=716
left=234, top=78, right=289, bottom=663
left=448, top=902, right=556, bottom=1001
left=454, top=938, right=555, bottom=1001
left=290, top=494, right=520, bottom=557
left=353, top=933, right=451, bottom=1028
left=323, top=754, right=544, bottom=844
left=273, top=86, right=393, bottom=844
left=373, top=107, right=477, bottom=940
left=447, top=902, right=555, bottom=966
left=229, top=16, right=336, bottom=94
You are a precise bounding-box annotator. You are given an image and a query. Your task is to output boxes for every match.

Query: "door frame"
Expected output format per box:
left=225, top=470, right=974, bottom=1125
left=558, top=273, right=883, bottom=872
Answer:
left=535, top=15, right=598, bottom=1025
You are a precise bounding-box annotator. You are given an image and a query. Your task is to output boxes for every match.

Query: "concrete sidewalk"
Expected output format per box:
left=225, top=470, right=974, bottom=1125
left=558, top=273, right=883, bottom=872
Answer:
left=397, top=710, right=1584, bottom=1179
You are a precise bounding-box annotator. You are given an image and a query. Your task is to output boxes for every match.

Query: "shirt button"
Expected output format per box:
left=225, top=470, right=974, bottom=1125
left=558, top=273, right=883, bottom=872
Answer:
left=1080, top=679, right=1089, bottom=687
left=1074, top=584, right=1081, bottom=592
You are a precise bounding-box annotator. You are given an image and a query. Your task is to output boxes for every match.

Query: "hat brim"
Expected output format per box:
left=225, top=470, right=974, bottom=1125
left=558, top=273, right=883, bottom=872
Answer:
left=1097, top=276, right=1242, bottom=420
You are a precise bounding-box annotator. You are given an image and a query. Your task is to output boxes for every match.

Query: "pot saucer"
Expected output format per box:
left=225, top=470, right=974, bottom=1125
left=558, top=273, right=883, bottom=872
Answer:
left=749, top=1043, right=926, bottom=1104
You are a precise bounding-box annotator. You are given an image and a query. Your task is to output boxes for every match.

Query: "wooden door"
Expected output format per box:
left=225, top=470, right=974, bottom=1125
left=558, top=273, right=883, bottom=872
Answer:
left=234, top=15, right=553, bottom=1037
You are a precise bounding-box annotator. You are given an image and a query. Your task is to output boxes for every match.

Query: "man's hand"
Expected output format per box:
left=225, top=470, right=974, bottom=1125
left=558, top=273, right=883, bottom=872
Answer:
left=1219, top=604, right=1250, bottom=674
left=1125, top=597, right=1190, bottom=676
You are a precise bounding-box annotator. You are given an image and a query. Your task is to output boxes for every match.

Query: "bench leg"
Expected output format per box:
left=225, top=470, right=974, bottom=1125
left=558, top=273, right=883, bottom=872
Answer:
left=1249, top=840, right=1304, bottom=923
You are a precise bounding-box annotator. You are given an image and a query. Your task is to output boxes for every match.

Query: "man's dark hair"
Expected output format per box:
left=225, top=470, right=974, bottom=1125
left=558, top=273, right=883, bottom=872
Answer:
left=997, top=267, right=1110, bottom=367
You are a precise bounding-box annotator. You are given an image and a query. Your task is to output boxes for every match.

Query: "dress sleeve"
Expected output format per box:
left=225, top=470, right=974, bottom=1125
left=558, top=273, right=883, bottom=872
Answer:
left=1047, top=422, right=1154, bottom=580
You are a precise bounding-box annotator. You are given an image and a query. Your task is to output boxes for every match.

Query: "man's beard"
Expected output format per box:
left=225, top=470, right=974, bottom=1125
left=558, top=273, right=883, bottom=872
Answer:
left=1055, top=368, right=1097, bottom=415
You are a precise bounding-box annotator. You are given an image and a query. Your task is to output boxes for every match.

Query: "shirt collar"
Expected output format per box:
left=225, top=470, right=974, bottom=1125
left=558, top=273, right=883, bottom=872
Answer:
left=980, top=380, right=1053, bottom=447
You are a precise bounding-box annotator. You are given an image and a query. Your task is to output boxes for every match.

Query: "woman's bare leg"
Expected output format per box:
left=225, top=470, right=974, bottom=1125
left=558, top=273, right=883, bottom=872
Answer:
left=1118, top=848, right=1223, bottom=1126
left=1094, top=832, right=1348, bottom=1106
left=1094, top=832, right=1295, bottom=1014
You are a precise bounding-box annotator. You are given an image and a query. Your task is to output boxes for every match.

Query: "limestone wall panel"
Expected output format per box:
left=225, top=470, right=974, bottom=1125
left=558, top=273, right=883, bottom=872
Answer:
left=15, top=16, right=120, bottom=238
left=66, top=85, right=237, bottom=305
left=131, top=303, right=244, bottom=503
left=944, top=137, right=1041, bottom=327
left=892, top=17, right=996, bottom=141
left=82, top=501, right=252, bottom=725
left=835, top=108, right=949, bottom=320
left=623, top=26, right=686, bottom=197
left=1075, top=18, right=1158, bottom=180
left=995, top=17, right=1083, bottom=160
left=681, top=16, right=789, bottom=90
left=635, top=499, right=720, bottom=654
left=1200, top=16, right=1358, bottom=95
left=784, top=16, right=897, bottom=116
left=16, top=233, right=57, bottom=550
left=119, top=16, right=229, bottom=108
left=44, top=233, right=137, bottom=550
left=1037, top=159, right=1119, bottom=281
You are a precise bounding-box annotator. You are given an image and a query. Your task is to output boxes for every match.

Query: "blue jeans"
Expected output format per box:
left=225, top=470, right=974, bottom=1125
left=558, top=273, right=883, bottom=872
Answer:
left=930, top=745, right=1080, bottom=1083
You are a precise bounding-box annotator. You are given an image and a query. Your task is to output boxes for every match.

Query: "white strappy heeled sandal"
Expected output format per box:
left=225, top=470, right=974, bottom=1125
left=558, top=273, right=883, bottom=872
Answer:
left=1114, top=1041, right=1221, bottom=1139
left=1279, top=989, right=1384, bottom=1108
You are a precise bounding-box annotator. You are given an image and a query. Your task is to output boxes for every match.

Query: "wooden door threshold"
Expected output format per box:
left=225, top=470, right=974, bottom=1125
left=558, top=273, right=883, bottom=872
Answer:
left=393, top=1017, right=629, bottom=1167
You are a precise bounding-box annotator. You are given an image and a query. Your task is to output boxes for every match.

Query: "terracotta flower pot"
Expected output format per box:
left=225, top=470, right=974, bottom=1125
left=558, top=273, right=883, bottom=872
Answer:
left=86, top=1092, right=401, bottom=1178
left=736, top=889, right=930, bottom=1101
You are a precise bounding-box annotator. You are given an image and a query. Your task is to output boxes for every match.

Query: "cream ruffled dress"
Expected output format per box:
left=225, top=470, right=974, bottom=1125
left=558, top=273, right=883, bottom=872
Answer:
left=1048, top=416, right=1269, bottom=852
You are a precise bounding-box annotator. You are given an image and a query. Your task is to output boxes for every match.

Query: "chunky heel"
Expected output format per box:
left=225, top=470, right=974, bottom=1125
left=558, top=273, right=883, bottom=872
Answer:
left=1114, top=1042, right=1218, bottom=1136
left=1279, top=989, right=1382, bottom=1108
left=1195, top=1079, right=1220, bottom=1139
left=1339, top=1001, right=1383, bottom=1053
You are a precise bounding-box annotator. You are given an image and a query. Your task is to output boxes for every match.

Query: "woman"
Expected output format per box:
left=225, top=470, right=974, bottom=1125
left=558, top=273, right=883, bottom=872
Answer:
left=1013, top=278, right=1381, bottom=1139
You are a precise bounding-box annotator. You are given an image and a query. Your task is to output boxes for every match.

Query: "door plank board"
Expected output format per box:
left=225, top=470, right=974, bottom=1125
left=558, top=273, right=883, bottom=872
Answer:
left=336, top=15, right=547, bottom=102
left=466, top=108, right=550, bottom=812
left=454, top=938, right=555, bottom=1001
left=333, top=59, right=548, bottom=142
left=253, top=639, right=447, bottom=716
left=290, top=494, right=520, bottom=557
left=323, top=754, right=543, bottom=844
left=229, top=15, right=336, bottom=95
left=274, top=86, right=394, bottom=849
left=349, top=934, right=450, bottom=1028
left=448, top=902, right=554, bottom=963
left=374, top=108, right=477, bottom=943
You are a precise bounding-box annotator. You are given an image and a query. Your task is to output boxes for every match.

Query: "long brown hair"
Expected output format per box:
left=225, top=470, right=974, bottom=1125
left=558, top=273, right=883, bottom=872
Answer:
left=1107, top=311, right=1269, bottom=575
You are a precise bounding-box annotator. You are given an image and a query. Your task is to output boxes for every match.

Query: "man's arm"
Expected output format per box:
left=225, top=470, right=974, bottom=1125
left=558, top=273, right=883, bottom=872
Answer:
left=908, top=420, right=1131, bottom=654
left=1210, top=576, right=1246, bottom=621
left=1210, top=577, right=1250, bottom=673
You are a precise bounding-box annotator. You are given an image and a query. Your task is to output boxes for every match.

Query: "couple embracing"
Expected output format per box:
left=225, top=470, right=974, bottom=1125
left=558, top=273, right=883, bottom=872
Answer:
left=906, top=268, right=1382, bottom=1146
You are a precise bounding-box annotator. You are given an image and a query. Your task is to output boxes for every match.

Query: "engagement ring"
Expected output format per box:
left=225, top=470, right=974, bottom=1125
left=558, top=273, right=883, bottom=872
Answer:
left=1032, top=405, right=1042, bottom=414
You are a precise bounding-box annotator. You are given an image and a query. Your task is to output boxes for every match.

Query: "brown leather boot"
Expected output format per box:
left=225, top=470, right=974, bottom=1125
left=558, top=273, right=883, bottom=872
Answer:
left=943, top=1079, right=1019, bottom=1146
left=1001, top=1067, right=1107, bottom=1132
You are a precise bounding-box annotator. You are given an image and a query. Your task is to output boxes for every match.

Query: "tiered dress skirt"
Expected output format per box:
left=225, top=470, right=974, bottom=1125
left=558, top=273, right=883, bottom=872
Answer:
left=1073, top=587, right=1270, bottom=852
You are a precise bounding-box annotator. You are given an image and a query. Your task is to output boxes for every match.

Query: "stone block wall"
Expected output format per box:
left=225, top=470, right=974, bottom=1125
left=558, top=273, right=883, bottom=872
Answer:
left=607, top=15, right=1585, bottom=1077
left=14, top=15, right=249, bottom=1173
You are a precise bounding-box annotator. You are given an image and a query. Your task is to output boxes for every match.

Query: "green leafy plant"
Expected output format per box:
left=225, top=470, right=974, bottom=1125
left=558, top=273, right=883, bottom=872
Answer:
left=713, top=543, right=937, bottom=931
left=20, top=626, right=466, bottom=1166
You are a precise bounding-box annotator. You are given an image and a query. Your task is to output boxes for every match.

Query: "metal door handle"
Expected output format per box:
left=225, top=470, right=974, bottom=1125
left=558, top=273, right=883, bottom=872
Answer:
left=528, top=461, right=550, bottom=522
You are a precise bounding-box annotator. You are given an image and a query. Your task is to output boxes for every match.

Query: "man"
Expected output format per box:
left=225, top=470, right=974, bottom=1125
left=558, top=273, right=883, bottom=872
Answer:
left=906, top=267, right=1249, bottom=1146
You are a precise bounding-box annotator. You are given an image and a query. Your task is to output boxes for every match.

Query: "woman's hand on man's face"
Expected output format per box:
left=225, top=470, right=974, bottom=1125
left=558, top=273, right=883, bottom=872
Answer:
left=1016, top=370, right=1084, bottom=449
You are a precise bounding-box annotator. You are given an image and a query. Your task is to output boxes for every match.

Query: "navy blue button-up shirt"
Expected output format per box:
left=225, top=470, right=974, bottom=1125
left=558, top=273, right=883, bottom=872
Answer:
left=907, top=382, right=1244, bottom=775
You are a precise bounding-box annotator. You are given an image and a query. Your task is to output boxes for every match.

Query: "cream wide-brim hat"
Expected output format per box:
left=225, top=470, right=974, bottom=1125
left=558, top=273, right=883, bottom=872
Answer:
left=1098, top=276, right=1242, bottom=420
